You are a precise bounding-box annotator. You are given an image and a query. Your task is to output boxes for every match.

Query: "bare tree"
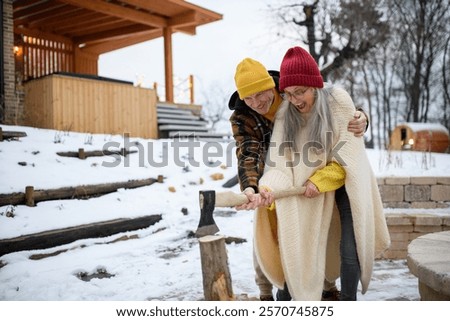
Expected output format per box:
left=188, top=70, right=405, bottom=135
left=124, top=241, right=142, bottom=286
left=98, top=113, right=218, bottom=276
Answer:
left=268, top=0, right=450, bottom=147
left=391, top=0, right=450, bottom=123
left=268, top=0, right=389, bottom=81
left=268, top=0, right=391, bottom=147
left=200, top=82, right=231, bottom=132
left=442, top=36, right=450, bottom=131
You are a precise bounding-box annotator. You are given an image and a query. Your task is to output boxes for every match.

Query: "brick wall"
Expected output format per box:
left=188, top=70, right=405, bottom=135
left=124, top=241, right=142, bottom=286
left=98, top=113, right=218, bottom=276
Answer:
left=2, top=0, right=24, bottom=124
left=378, top=176, right=450, bottom=209
left=379, top=213, right=450, bottom=259
left=375, top=176, right=450, bottom=259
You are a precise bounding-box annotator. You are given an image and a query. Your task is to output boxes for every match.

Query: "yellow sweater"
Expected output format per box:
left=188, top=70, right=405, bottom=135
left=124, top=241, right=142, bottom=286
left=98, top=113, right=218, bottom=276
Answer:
left=309, top=161, right=346, bottom=192
left=263, top=90, right=283, bottom=122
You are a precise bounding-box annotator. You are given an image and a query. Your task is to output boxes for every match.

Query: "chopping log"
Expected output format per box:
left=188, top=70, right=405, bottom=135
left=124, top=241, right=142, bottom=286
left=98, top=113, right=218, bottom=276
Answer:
left=199, top=235, right=234, bottom=301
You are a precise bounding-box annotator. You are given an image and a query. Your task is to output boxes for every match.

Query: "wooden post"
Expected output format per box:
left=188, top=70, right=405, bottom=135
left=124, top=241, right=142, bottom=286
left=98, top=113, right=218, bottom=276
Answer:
left=78, top=148, right=86, bottom=159
left=0, top=127, right=3, bottom=141
left=25, top=186, right=35, bottom=207
left=163, top=27, right=174, bottom=102
left=199, top=235, right=234, bottom=301
left=153, top=82, right=159, bottom=101
left=189, top=74, right=194, bottom=104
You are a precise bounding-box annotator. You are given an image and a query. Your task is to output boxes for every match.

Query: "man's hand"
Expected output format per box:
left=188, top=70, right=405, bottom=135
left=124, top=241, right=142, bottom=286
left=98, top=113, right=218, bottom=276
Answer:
left=347, top=110, right=367, bottom=137
left=235, top=187, right=275, bottom=210
left=236, top=187, right=261, bottom=210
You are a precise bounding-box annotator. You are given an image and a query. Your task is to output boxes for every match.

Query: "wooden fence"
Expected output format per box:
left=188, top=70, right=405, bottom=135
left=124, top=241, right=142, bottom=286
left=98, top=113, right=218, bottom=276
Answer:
left=23, top=73, right=158, bottom=138
left=19, top=35, right=74, bottom=81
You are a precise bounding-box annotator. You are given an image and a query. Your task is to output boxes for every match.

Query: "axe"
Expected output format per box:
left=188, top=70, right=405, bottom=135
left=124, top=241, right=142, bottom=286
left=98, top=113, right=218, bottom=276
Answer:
left=195, top=186, right=306, bottom=237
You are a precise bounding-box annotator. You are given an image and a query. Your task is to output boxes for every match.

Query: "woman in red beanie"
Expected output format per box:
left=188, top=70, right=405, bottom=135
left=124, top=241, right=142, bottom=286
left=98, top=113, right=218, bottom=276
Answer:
left=229, top=56, right=369, bottom=301
left=253, top=46, right=390, bottom=300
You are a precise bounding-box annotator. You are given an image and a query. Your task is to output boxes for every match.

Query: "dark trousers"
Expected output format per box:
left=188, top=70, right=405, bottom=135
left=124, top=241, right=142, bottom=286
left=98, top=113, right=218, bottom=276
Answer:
left=335, top=186, right=360, bottom=301
left=276, top=186, right=360, bottom=301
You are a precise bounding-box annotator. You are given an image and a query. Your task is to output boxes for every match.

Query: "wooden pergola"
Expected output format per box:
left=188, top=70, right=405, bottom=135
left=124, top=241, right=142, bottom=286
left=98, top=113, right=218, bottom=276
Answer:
left=13, top=0, right=222, bottom=102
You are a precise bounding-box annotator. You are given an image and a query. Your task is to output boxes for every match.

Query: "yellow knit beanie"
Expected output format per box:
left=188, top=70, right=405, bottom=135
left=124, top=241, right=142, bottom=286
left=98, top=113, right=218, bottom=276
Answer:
left=234, top=58, right=275, bottom=99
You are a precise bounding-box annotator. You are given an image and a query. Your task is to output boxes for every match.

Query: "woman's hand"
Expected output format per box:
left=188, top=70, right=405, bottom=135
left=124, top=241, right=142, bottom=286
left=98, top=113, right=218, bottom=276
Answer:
left=303, top=180, right=320, bottom=198
left=259, top=188, right=275, bottom=207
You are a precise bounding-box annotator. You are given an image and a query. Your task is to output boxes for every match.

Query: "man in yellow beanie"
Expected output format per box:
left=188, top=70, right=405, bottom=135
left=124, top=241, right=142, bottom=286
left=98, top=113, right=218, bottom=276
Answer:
left=228, top=57, right=368, bottom=301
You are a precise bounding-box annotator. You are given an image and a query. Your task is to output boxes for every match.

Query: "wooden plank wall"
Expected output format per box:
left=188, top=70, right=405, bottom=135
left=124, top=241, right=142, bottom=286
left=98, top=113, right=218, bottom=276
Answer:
left=23, top=76, right=54, bottom=129
left=74, top=48, right=98, bottom=75
left=24, top=74, right=158, bottom=139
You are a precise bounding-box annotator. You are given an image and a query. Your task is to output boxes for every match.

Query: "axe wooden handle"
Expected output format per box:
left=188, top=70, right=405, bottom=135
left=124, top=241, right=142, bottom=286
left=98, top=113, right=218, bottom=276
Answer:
left=215, top=186, right=306, bottom=208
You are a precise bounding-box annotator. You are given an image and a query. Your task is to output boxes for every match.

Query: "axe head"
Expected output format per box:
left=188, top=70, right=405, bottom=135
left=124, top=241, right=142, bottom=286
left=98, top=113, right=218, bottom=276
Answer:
left=195, top=190, right=219, bottom=237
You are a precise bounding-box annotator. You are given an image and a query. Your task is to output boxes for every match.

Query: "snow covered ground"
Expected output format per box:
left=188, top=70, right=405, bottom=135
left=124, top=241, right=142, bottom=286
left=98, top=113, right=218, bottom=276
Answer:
left=1, top=124, right=449, bottom=305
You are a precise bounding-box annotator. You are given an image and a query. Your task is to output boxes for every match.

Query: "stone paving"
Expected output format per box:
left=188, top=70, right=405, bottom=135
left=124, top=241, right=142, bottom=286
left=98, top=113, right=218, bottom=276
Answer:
left=356, top=259, right=420, bottom=301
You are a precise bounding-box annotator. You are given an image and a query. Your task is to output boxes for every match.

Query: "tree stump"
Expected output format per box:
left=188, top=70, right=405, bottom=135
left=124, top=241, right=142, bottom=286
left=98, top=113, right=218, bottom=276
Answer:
left=199, top=234, right=234, bottom=301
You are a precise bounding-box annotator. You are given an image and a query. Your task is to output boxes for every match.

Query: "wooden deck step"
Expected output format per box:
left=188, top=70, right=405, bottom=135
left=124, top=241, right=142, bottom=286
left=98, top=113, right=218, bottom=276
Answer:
left=157, top=113, right=200, bottom=121
left=156, top=103, right=231, bottom=141
left=156, top=102, right=181, bottom=109
left=168, top=131, right=232, bottom=140
left=156, top=108, right=193, bottom=116
left=159, top=124, right=209, bottom=132
left=157, top=118, right=209, bottom=126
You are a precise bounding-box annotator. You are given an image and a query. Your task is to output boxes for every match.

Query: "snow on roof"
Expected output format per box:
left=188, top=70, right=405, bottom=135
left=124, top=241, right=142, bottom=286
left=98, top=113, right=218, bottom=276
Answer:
left=398, top=122, right=449, bottom=134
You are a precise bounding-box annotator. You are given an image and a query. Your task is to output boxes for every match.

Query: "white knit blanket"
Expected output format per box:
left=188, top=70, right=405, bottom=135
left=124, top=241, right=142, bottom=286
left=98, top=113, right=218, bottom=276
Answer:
left=254, top=87, right=391, bottom=300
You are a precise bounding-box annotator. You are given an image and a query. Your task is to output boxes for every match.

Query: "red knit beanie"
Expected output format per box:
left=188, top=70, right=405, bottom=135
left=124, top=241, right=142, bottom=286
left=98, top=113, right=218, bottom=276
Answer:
left=279, top=46, right=323, bottom=91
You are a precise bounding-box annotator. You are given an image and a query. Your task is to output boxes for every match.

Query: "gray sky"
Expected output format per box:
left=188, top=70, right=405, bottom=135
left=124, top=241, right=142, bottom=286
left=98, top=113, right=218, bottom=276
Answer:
left=98, top=0, right=297, bottom=105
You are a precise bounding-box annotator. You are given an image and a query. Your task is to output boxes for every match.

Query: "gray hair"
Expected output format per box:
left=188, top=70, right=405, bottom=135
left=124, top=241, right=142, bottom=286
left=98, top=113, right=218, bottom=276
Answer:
left=283, top=84, right=336, bottom=160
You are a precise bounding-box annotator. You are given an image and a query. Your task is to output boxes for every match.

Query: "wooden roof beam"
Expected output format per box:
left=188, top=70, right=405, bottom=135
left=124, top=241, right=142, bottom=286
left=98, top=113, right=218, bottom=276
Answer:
left=14, top=1, right=61, bottom=19
left=82, top=29, right=163, bottom=54
left=119, top=0, right=183, bottom=16
left=74, top=24, right=153, bottom=45
left=167, top=0, right=223, bottom=20
left=15, top=6, right=83, bottom=29
left=53, top=16, right=123, bottom=35
left=174, top=26, right=197, bottom=35
left=13, top=1, right=66, bottom=24
left=13, top=0, right=53, bottom=12
left=58, top=0, right=168, bottom=28
left=14, top=25, right=72, bottom=44
left=168, top=11, right=198, bottom=29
